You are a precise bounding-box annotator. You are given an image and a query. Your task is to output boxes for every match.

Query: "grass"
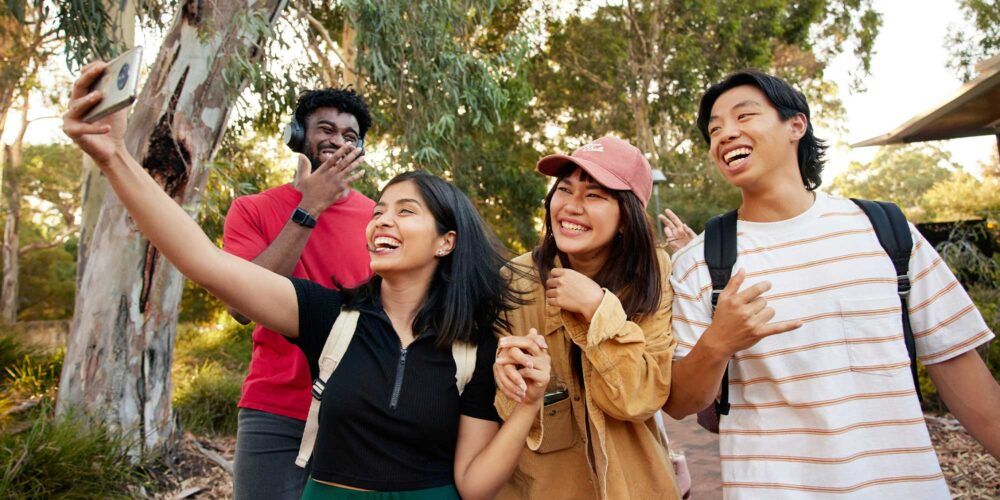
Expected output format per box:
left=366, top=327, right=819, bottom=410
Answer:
left=0, top=314, right=254, bottom=497
left=174, top=317, right=253, bottom=373
left=0, top=338, right=64, bottom=429
left=0, top=403, right=151, bottom=499
left=173, top=360, right=244, bottom=436
left=3, top=350, right=63, bottom=401
left=0, top=334, right=151, bottom=499
left=172, top=316, right=253, bottom=436
left=0, top=335, right=35, bottom=377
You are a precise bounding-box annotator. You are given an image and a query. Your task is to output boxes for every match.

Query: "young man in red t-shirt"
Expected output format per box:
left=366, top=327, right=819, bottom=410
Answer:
left=222, top=89, right=375, bottom=499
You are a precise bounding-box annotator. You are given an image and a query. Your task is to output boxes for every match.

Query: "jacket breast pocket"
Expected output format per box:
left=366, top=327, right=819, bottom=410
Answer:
left=838, top=296, right=911, bottom=377
left=535, top=397, right=577, bottom=454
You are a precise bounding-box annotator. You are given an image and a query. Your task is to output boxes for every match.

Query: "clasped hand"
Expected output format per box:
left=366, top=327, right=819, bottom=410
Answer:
left=493, top=329, right=551, bottom=405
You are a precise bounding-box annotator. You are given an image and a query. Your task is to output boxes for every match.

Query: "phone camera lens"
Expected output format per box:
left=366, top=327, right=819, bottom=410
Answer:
left=117, top=64, right=130, bottom=90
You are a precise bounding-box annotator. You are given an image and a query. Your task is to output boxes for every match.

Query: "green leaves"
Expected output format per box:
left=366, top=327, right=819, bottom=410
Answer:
left=947, top=0, right=1000, bottom=82
left=341, top=0, right=544, bottom=248
left=56, top=0, right=128, bottom=69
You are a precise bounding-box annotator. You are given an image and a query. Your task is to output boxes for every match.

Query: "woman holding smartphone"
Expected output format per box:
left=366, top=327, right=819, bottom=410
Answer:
left=493, top=136, right=680, bottom=499
left=64, top=61, right=549, bottom=500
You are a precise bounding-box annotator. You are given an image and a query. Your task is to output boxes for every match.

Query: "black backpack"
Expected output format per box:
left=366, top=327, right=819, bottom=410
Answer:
left=696, top=199, right=921, bottom=434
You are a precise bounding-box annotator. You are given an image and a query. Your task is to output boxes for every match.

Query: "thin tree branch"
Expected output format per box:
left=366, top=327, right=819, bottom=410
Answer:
left=192, top=438, right=233, bottom=476
left=295, top=1, right=349, bottom=70
left=18, top=238, right=66, bottom=256
left=25, top=115, right=60, bottom=125
left=565, top=52, right=616, bottom=93
left=18, top=224, right=77, bottom=257
left=289, top=7, right=339, bottom=86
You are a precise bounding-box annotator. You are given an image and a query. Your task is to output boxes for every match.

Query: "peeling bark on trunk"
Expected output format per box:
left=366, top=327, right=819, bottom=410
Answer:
left=77, top=0, right=136, bottom=285
left=57, top=0, right=289, bottom=458
left=75, top=159, right=107, bottom=283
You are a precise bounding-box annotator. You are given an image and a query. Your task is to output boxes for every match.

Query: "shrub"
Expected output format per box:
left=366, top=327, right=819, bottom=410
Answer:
left=918, top=220, right=1000, bottom=413
left=173, top=360, right=243, bottom=436
left=172, top=316, right=251, bottom=436
left=174, top=317, right=253, bottom=374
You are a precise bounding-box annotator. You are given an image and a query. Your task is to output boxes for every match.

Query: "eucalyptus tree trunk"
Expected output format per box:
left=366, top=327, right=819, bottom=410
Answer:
left=1, top=146, right=21, bottom=324
left=76, top=0, right=136, bottom=285
left=1, top=89, right=31, bottom=324
left=0, top=154, right=21, bottom=323
left=1, top=1, right=50, bottom=323
left=57, top=0, right=288, bottom=457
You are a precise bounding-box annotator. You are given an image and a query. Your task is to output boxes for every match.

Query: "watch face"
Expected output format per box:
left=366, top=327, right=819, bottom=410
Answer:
left=292, top=207, right=315, bottom=227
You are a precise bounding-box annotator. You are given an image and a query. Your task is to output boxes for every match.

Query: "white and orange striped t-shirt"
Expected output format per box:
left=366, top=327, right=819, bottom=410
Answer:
left=671, top=192, right=994, bottom=499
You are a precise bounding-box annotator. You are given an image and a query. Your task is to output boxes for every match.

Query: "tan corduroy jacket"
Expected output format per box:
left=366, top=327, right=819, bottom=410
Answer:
left=495, top=251, right=679, bottom=500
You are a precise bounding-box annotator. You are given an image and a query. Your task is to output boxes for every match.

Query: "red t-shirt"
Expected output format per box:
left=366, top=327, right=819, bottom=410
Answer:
left=222, top=184, right=374, bottom=421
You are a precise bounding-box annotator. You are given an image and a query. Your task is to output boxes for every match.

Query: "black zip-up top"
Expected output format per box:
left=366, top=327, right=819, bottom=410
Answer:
left=290, top=278, right=501, bottom=491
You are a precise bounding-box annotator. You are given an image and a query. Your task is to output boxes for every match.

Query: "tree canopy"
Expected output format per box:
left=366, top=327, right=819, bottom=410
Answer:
left=831, top=144, right=957, bottom=220
left=515, top=0, right=882, bottom=230
left=831, top=143, right=1000, bottom=223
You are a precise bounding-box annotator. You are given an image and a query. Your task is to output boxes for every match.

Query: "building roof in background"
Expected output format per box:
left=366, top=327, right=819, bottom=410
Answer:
left=853, top=53, right=1000, bottom=147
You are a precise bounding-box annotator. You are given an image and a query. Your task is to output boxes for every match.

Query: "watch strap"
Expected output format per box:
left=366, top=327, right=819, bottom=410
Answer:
left=291, top=207, right=317, bottom=228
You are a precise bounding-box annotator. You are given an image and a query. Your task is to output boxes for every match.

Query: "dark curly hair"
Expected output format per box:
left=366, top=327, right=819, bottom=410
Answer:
left=696, top=70, right=828, bottom=190
left=293, top=88, right=373, bottom=139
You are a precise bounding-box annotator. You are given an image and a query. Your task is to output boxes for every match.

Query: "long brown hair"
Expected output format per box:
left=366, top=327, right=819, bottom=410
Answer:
left=531, top=168, right=662, bottom=320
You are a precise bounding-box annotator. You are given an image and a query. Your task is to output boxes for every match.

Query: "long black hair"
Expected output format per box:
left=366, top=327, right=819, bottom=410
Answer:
left=532, top=167, right=662, bottom=320
left=344, top=170, right=526, bottom=347
left=696, top=70, right=828, bottom=190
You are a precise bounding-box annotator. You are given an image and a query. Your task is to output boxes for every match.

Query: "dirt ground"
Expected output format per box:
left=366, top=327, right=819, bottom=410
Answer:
left=151, top=434, right=235, bottom=499
left=158, top=414, right=998, bottom=499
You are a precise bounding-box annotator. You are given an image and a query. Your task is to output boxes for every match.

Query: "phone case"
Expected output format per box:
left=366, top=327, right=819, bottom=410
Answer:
left=83, top=46, right=143, bottom=123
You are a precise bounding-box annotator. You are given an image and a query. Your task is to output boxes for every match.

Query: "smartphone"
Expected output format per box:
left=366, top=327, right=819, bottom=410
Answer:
left=543, top=388, right=569, bottom=406
left=83, top=46, right=143, bottom=123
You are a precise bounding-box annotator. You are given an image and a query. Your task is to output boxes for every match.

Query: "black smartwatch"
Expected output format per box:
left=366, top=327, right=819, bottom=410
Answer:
left=290, top=207, right=317, bottom=228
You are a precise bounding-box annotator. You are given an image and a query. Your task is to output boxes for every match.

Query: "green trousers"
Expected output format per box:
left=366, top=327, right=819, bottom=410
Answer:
left=301, top=480, right=460, bottom=500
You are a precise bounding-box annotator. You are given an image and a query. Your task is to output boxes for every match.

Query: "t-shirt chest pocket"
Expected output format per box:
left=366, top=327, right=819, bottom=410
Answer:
left=837, top=296, right=910, bottom=376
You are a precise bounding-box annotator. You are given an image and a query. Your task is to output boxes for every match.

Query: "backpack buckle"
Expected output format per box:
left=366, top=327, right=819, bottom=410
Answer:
left=715, top=399, right=731, bottom=415
left=711, top=289, right=723, bottom=310
left=311, top=378, right=326, bottom=400
left=896, top=274, right=911, bottom=298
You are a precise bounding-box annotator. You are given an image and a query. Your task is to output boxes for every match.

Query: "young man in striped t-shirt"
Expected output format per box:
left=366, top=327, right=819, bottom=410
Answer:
left=663, top=70, right=999, bottom=498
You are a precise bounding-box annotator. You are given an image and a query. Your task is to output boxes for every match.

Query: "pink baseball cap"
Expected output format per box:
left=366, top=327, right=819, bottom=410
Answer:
left=536, top=135, right=653, bottom=207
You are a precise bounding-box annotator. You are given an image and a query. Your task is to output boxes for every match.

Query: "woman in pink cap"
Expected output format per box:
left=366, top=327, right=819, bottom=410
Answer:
left=492, top=136, right=681, bottom=499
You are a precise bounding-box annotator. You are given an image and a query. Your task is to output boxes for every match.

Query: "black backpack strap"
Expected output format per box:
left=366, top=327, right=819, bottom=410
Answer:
left=851, top=199, right=922, bottom=401
left=704, top=210, right=739, bottom=415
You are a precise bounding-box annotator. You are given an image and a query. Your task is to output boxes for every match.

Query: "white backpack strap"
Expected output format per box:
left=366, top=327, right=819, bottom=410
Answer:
left=295, top=309, right=360, bottom=468
left=452, top=341, right=477, bottom=396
